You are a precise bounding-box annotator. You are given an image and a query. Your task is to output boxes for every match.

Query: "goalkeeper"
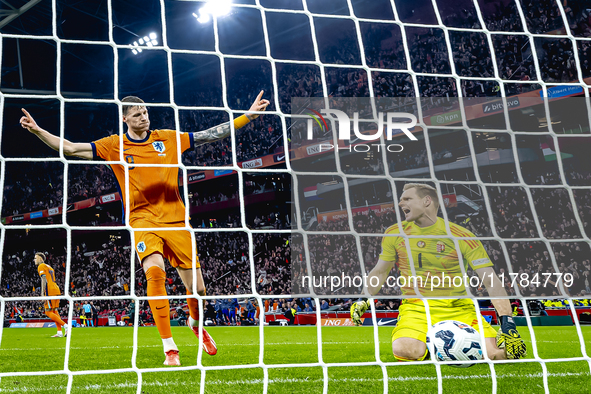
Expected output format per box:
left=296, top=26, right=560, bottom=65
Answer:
left=351, top=183, right=526, bottom=361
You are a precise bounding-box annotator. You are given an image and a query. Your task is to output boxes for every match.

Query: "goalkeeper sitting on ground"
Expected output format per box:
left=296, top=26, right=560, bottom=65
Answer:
left=351, top=183, right=526, bottom=361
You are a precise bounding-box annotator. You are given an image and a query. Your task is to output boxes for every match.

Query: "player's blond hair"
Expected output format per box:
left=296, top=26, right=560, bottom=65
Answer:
left=35, top=252, right=46, bottom=262
left=122, top=96, right=145, bottom=116
left=403, top=183, right=439, bottom=209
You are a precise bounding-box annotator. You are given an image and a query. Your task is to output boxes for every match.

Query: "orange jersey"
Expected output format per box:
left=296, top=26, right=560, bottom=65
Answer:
left=37, top=263, right=60, bottom=296
left=91, top=130, right=193, bottom=228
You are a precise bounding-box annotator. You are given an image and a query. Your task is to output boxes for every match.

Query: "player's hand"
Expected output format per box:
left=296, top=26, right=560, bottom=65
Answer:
left=20, top=108, right=41, bottom=133
left=350, top=300, right=370, bottom=326
left=247, top=90, right=270, bottom=120
left=496, top=315, right=527, bottom=359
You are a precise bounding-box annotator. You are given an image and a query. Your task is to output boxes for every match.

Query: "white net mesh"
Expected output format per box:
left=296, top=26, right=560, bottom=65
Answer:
left=0, top=0, right=590, bottom=393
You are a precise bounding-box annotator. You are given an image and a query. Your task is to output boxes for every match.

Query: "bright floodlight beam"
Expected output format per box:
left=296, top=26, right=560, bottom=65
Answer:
left=196, top=12, right=210, bottom=24
left=194, top=0, right=232, bottom=24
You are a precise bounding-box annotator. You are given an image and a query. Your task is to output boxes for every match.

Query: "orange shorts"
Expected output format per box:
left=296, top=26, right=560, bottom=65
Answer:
left=44, top=296, right=60, bottom=311
left=134, top=229, right=199, bottom=269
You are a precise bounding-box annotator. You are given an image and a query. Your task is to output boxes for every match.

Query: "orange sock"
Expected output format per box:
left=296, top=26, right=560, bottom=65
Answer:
left=186, top=293, right=199, bottom=322
left=146, top=266, right=172, bottom=339
left=54, top=313, right=65, bottom=329
left=45, top=311, right=65, bottom=330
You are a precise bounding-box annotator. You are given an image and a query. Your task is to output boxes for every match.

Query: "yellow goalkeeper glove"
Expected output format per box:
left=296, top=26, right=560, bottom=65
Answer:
left=350, top=300, right=370, bottom=326
left=496, top=315, right=527, bottom=359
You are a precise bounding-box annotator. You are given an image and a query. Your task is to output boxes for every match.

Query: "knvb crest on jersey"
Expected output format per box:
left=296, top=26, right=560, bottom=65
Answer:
left=137, top=241, right=146, bottom=253
left=152, top=141, right=165, bottom=153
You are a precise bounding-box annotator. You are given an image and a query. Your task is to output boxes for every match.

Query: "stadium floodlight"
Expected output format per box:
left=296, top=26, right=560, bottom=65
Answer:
left=193, top=12, right=209, bottom=24
left=131, top=32, right=158, bottom=55
left=193, top=0, right=232, bottom=24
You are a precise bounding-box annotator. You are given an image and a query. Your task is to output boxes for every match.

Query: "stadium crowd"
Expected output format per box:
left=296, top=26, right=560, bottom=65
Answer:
left=1, top=162, right=63, bottom=218
left=70, top=236, right=132, bottom=298
left=488, top=186, right=538, bottom=239
left=0, top=235, right=135, bottom=322
left=5, top=0, right=591, bottom=218
left=255, top=233, right=291, bottom=295
left=1, top=247, right=68, bottom=318
left=68, top=164, right=117, bottom=203
left=574, top=189, right=591, bottom=238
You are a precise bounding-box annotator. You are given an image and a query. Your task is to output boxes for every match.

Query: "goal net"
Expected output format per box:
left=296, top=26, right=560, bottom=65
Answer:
left=0, top=0, right=590, bottom=393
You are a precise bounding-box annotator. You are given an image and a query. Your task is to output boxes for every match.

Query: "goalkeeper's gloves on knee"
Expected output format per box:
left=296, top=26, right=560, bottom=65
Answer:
left=350, top=300, right=370, bottom=326
left=496, top=315, right=527, bottom=359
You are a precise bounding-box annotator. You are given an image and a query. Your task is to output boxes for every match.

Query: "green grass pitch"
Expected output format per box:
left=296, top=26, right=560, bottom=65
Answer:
left=0, top=325, right=589, bottom=393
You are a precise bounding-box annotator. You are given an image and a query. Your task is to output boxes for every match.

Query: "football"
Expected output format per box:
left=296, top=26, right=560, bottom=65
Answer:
left=427, top=320, right=484, bottom=367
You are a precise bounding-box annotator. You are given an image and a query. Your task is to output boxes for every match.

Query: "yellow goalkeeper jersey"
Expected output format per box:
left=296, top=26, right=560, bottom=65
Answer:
left=379, top=217, right=493, bottom=307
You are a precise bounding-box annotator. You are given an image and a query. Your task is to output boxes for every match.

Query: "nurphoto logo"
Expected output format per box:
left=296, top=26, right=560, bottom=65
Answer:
left=306, top=108, right=418, bottom=153
left=306, top=109, right=417, bottom=141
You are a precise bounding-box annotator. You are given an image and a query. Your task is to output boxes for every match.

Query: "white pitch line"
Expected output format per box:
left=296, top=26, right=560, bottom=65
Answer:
left=0, top=371, right=589, bottom=392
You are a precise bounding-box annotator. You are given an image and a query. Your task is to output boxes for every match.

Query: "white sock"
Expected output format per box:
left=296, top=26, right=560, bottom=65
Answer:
left=162, top=337, right=178, bottom=353
left=189, top=316, right=199, bottom=327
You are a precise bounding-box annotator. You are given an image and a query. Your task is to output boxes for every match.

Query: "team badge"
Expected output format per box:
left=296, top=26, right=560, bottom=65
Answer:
left=417, top=241, right=426, bottom=248
left=436, top=241, right=446, bottom=253
left=152, top=141, right=165, bottom=153
left=137, top=241, right=146, bottom=253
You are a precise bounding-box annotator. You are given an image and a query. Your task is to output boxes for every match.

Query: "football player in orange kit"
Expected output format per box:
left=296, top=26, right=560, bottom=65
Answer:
left=35, top=252, right=69, bottom=338
left=20, top=91, right=270, bottom=365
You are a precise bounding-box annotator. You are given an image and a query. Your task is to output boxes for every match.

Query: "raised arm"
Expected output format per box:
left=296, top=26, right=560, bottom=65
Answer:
left=192, top=90, right=270, bottom=146
left=20, top=109, right=93, bottom=159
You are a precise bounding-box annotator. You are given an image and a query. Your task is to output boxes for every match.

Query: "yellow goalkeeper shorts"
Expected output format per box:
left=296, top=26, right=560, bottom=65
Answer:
left=391, top=299, right=497, bottom=343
